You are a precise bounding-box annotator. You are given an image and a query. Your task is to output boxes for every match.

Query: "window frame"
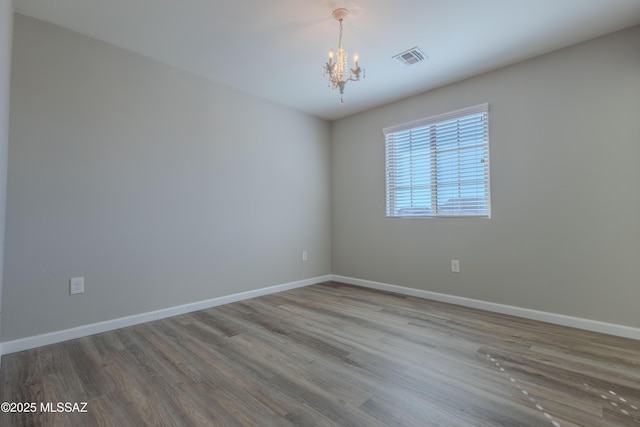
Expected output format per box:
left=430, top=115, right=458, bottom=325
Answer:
left=384, top=104, right=491, bottom=218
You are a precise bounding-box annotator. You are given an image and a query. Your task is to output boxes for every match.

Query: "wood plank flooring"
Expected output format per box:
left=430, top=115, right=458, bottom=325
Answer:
left=1, top=281, right=639, bottom=426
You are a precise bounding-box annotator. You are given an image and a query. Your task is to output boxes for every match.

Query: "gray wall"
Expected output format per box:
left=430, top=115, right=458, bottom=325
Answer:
left=4, top=14, right=640, bottom=343
left=2, top=15, right=331, bottom=341
left=332, top=26, right=640, bottom=328
left=0, top=0, right=12, bottom=338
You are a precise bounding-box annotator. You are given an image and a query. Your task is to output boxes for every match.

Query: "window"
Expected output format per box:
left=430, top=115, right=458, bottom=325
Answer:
left=384, top=104, right=490, bottom=218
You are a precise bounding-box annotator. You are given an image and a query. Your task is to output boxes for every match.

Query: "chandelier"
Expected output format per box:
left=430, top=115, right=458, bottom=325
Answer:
left=323, top=8, right=364, bottom=104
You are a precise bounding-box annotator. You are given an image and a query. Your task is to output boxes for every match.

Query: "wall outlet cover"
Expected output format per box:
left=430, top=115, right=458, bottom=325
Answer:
left=451, top=260, right=460, bottom=273
left=70, top=277, right=85, bottom=295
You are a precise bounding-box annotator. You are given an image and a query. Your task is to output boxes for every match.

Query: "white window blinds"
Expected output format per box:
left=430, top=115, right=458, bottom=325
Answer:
left=384, top=104, right=490, bottom=218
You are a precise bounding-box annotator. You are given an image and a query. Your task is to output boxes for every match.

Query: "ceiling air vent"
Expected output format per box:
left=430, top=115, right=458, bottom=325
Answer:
left=393, top=47, right=428, bottom=67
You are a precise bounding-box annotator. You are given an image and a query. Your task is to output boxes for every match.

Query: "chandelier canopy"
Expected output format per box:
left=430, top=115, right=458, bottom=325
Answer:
left=323, top=8, right=364, bottom=104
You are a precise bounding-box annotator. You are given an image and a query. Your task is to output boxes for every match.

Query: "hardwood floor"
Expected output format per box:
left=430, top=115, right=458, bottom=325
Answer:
left=1, top=281, right=639, bottom=426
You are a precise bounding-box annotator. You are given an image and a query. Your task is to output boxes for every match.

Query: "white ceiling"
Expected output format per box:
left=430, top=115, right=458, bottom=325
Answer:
left=12, top=0, right=640, bottom=121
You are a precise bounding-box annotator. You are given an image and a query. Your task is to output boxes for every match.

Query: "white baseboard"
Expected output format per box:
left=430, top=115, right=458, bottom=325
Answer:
left=0, top=275, right=332, bottom=356
left=331, top=275, right=640, bottom=341
left=3, top=273, right=638, bottom=358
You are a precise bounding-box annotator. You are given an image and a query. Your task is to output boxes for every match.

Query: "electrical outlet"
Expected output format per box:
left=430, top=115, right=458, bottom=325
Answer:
left=70, top=277, right=85, bottom=295
left=451, top=260, right=460, bottom=273
left=302, top=251, right=308, bottom=262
